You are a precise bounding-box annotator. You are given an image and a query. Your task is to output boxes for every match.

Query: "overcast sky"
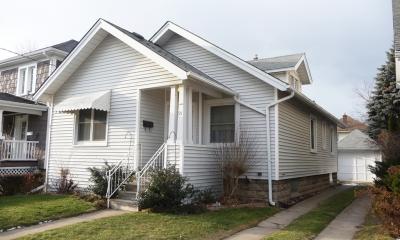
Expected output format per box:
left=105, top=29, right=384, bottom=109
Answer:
left=0, top=0, right=393, bottom=119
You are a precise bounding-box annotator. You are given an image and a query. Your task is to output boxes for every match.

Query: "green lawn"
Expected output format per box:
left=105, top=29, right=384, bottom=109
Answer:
left=19, top=207, right=278, bottom=240
left=264, top=187, right=356, bottom=240
left=353, top=209, right=394, bottom=240
left=0, top=194, right=96, bottom=230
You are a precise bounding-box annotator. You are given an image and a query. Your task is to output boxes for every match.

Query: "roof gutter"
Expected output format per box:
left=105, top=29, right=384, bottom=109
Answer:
left=265, top=88, right=295, bottom=206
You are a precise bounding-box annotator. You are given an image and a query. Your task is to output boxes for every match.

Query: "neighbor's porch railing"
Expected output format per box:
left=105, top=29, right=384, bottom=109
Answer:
left=0, top=140, right=39, bottom=161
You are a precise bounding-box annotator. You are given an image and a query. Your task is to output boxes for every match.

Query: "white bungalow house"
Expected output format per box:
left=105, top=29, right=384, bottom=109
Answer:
left=34, top=19, right=343, bottom=206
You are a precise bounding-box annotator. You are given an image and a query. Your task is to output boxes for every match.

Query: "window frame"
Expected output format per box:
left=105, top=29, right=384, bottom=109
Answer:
left=74, top=109, right=109, bottom=147
left=321, top=121, right=327, bottom=150
left=310, top=115, right=317, bottom=153
left=16, top=63, right=37, bottom=96
left=329, top=125, right=335, bottom=154
left=204, top=99, right=238, bottom=144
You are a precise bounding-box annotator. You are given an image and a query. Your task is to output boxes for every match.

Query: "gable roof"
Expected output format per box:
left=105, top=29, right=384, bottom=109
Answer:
left=247, top=53, right=312, bottom=84
left=34, top=19, right=234, bottom=101
left=150, top=21, right=289, bottom=91
left=248, top=53, right=303, bottom=71
left=338, top=129, right=379, bottom=151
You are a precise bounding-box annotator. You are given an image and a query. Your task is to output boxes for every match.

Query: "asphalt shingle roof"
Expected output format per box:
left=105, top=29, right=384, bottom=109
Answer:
left=0, top=93, right=41, bottom=105
left=338, top=129, right=379, bottom=151
left=103, top=20, right=233, bottom=92
left=52, top=40, right=79, bottom=53
left=247, top=53, right=303, bottom=72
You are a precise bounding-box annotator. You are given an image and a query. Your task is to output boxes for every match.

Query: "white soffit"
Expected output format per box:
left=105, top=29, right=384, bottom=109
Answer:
left=54, top=90, right=111, bottom=112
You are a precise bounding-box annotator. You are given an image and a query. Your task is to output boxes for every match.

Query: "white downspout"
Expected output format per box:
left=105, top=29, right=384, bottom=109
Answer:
left=266, top=89, right=295, bottom=206
left=44, top=95, right=54, bottom=192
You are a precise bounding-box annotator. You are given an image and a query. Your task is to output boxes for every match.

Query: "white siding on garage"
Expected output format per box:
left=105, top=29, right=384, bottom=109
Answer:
left=338, top=150, right=381, bottom=182
left=278, top=99, right=337, bottom=179
left=48, top=34, right=181, bottom=188
left=162, top=34, right=277, bottom=179
left=183, top=145, right=222, bottom=193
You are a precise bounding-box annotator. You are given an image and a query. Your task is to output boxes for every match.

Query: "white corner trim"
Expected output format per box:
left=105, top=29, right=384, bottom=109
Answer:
left=151, top=22, right=288, bottom=91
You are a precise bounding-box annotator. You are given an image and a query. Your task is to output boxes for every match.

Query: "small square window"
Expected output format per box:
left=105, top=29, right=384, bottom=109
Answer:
left=76, top=109, right=108, bottom=143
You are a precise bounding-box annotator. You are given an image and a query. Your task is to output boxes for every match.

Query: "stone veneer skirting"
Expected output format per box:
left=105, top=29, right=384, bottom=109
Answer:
left=236, top=173, right=337, bottom=205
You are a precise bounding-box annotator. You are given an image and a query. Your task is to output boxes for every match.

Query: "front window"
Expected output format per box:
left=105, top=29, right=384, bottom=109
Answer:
left=310, top=117, right=317, bottom=152
left=210, top=105, right=235, bottom=143
left=17, top=65, right=36, bottom=96
left=77, top=109, right=107, bottom=142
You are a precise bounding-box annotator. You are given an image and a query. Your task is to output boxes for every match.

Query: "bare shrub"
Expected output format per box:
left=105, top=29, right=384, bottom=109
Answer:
left=52, top=168, right=77, bottom=194
left=215, top=132, right=256, bottom=203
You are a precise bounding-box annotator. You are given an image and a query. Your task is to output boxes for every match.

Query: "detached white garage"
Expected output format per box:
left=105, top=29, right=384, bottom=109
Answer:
left=338, top=130, right=381, bottom=182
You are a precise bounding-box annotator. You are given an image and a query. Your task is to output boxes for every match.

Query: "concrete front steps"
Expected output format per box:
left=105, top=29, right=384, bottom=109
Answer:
left=109, top=183, right=138, bottom=211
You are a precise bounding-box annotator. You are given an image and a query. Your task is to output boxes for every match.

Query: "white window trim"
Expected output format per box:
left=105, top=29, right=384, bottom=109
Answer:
left=73, top=109, right=109, bottom=147
left=310, top=115, right=317, bottom=153
left=204, top=98, right=236, bottom=144
left=16, top=63, right=37, bottom=96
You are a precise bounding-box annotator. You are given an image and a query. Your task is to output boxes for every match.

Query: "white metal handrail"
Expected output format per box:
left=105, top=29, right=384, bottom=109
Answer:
left=136, top=143, right=167, bottom=197
left=106, top=159, right=135, bottom=208
left=0, top=140, right=39, bottom=161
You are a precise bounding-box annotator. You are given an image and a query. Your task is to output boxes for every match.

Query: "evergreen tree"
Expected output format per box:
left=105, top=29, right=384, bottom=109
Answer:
left=367, top=48, right=400, bottom=139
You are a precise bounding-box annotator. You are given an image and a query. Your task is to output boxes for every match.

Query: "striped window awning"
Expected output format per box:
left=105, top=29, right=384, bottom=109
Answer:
left=54, top=90, right=111, bottom=112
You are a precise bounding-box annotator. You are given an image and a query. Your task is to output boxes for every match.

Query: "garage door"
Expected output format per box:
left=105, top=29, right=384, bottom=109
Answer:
left=338, top=151, right=381, bottom=182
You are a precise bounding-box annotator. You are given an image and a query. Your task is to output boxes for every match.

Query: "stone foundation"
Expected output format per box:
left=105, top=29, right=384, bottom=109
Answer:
left=237, top=173, right=337, bottom=205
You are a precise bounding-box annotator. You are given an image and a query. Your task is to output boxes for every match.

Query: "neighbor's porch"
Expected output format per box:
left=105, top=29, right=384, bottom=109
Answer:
left=0, top=97, right=47, bottom=174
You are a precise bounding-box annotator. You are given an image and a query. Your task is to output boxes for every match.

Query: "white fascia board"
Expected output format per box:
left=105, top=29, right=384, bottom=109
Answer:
left=34, top=20, right=188, bottom=101
left=294, top=54, right=313, bottom=84
left=0, top=100, right=47, bottom=115
left=0, top=48, right=68, bottom=69
left=34, top=20, right=105, bottom=101
left=151, top=22, right=288, bottom=91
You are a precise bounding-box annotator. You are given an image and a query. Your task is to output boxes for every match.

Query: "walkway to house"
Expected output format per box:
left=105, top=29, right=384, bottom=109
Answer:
left=0, top=209, right=128, bottom=240
left=225, top=185, right=349, bottom=240
left=315, top=195, right=371, bottom=240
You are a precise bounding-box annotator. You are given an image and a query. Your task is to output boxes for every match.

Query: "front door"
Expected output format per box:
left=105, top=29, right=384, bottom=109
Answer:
left=14, top=115, right=28, bottom=140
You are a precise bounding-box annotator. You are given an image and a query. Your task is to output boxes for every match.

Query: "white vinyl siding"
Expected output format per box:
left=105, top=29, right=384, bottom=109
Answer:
left=48, top=34, right=181, bottom=188
left=278, top=99, right=337, bottom=179
left=183, top=145, right=222, bottom=193
left=138, top=89, right=166, bottom=168
left=162, top=34, right=276, bottom=179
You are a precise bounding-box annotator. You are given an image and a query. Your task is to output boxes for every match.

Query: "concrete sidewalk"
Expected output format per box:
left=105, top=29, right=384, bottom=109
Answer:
left=225, top=185, right=349, bottom=240
left=315, top=195, right=371, bottom=240
left=0, top=209, right=128, bottom=240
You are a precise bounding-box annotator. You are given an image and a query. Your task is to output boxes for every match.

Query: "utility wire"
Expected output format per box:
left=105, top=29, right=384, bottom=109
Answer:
left=0, top=47, right=58, bottom=67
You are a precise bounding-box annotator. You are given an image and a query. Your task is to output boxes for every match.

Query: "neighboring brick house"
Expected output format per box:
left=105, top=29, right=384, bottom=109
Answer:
left=337, top=114, right=367, bottom=141
left=0, top=40, right=77, bottom=175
